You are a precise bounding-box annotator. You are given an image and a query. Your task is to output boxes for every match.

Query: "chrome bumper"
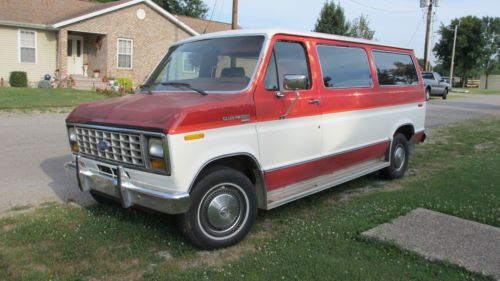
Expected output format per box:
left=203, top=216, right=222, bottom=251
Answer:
left=64, top=155, right=190, bottom=214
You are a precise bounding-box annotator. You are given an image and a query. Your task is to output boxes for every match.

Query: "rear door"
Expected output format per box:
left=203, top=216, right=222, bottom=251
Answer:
left=254, top=36, right=322, bottom=191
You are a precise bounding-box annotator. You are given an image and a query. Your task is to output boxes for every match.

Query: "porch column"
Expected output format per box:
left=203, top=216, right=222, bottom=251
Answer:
left=57, top=29, right=68, bottom=79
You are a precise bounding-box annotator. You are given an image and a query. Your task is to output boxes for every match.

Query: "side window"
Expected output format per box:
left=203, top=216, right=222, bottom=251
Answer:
left=317, top=45, right=372, bottom=88
left=264, top=51, right=279, bottom=90
left=273, top=41, right=311, bottom=89
left=372, top=51, right=419, bottom=86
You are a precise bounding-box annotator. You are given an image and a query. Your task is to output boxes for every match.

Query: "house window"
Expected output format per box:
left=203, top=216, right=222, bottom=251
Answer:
left=19, top=30, right=36, bottom=63
left=117, top=38, right=133, bottom=69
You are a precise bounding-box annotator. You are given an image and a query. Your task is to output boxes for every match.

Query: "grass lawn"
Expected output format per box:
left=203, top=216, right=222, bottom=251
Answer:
left=0, top=87, right=119, bottom=110
left=1, top=118, right=499, bottom=280
left=452, top=87, right=500, bottom=95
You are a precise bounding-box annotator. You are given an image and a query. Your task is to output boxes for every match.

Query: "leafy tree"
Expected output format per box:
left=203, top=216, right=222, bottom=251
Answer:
left=314, top=1, right=350, bottom=36
left=433, top=16, right=485, bottom=87
left=92, top=0, right=208, bottom=18
left=348, top=15, right=375, bottom=40
left=480, top=17, right=500, bottom=89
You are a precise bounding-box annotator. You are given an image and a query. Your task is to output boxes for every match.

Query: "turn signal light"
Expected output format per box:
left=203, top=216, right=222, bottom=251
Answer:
left=71, top=142, right=79, bottom=153
left=150, top=158, right=166, bottom=170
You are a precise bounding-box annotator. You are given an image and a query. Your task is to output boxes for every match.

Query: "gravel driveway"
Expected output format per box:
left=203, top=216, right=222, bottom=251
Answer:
left=1, top=94, right=499, bottom=214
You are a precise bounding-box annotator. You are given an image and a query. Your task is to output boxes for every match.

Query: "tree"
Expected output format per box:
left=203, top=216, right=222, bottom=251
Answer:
left=92, top=0, right=208, bottom=18
left=348, top=15, right=375, bottom=40
left=433, top=16, right=485, bottom=87
left=314, top=1, right=350, bottom=36
left=480, top=17, right=500, bottom=89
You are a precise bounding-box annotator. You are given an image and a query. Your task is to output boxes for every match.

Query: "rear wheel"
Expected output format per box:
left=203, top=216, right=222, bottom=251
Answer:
left=382, top=133, right=409, bottom=179
left=442, top=88, right=448, bottom=100
left=179, top=167, right=257, bottom=250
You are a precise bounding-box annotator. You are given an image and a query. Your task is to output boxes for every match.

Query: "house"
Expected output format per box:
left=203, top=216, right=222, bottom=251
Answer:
left=0, top=0, right=233, bottom=88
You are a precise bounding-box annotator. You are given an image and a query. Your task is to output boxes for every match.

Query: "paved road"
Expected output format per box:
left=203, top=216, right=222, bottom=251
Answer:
left=1, top=94, right=499, bottom=214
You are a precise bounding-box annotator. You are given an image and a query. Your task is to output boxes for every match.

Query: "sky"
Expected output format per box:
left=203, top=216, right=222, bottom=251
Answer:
left=202, top=0, right=500, bottom=64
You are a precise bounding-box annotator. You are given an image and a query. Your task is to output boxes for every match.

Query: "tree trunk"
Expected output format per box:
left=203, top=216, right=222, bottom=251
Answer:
left=485, top=73, right=489, bottom=89
left=461, top=73, right=466, bottom=88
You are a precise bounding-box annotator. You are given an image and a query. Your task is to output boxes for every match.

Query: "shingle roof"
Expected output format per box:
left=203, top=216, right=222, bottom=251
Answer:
left=174, top=15, right=234, bottom=34
left=0, top=0, right=233, bottom=33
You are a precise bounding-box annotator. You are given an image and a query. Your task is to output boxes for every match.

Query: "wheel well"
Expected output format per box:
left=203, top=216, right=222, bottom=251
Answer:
left=193, top=155, right=267, bottom=209
left=395, top=124, right=414, bottom=141
left=426, top=86, right=431, bottom=90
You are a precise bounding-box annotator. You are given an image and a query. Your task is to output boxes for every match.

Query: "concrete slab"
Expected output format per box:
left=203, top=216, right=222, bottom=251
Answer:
left=362, top=208, right=500, bottom=280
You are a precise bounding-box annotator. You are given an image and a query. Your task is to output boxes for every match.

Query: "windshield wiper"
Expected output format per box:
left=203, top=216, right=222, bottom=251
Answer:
left=139, top=84, right=153, bottom=95
left=161, top=82, right=208, bottom=96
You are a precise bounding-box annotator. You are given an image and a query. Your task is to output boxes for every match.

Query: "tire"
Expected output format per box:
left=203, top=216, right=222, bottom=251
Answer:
left=381, top=133, right=409, bottom=179
left=442, top=88, right=448, bottom=100
left=90, top=190, right=117, bottom=205
left=179, top=167, right=257, bottom=250
left=425, top=88, right=431, bottom=101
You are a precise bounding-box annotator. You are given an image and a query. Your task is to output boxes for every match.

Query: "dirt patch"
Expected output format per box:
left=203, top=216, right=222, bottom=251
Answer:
left=30, top=263, right=48, bottom=273
left=474, top=142, right=495, bottom=152
left=2, top=224, right=17, bottom=232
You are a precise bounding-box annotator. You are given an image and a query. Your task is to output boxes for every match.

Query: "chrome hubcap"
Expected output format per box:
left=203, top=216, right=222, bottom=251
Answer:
left=207, top=193, right=240, bottom=229
left=393, top=145, right=406, bottom=171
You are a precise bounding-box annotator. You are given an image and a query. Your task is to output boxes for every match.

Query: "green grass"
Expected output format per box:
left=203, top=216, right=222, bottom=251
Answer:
left=0, top=88, right=119, bottom=110
left=452, top=87, right=500, bottom=95
left=1, top=118, right=499, bottom=280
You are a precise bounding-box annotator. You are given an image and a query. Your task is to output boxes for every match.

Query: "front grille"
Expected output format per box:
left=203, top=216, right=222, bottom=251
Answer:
left=76, top=127, right=145, bottom=166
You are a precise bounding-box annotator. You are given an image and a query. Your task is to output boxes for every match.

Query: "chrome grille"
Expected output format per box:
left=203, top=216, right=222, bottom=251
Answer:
left=76, top=127, right=144, bottom=166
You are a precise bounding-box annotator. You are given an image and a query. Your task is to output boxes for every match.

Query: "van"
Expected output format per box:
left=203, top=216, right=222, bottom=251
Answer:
left=65, top=29, right=426, bottom=249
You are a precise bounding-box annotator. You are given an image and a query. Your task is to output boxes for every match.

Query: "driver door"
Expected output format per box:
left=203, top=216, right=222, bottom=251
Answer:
left=254, top=38, right=322, bottom=191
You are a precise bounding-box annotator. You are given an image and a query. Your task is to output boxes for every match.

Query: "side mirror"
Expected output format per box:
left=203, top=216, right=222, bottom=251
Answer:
left=283, top=74, right=308, bottom=90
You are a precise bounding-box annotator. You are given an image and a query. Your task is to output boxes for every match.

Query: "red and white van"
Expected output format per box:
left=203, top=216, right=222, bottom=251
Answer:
left=65, top=29, right=426, bottom=249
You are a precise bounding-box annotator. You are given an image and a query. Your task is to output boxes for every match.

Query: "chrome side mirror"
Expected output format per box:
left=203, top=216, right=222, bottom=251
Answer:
left=283, top=74, right=308, bottom=90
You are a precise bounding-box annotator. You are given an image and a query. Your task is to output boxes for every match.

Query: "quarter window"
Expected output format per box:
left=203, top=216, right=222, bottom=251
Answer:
left=19, top=30, right=36, bottom=63
left=264, top=51, right=279, bottom=90
left=317, top=45, right=372, bottom=88
left=372, top=51, right=419, bottom=86
left=117, top=38, right=133, bottom=69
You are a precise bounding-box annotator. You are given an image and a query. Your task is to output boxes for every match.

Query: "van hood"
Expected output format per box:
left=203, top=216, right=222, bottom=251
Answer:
left=66, top=92, right=255, bottom=134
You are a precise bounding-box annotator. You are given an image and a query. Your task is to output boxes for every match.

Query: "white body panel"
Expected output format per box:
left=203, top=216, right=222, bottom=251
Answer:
left=159, top=102, right=425, bottom=194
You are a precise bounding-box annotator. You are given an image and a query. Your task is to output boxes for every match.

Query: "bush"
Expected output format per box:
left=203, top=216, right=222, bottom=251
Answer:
left=38, top=80, right=51, bottom=88
left=9, top=71, right=28, bottom=87
left=116, top=77, right=133, bottom=90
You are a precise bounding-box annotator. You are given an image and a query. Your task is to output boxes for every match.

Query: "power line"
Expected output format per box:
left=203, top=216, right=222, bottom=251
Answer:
left=406, top=15, right=425, bottom=47
left=349, top=0, right=421, bottom=13
left=203, top=0, right=219, bottom=34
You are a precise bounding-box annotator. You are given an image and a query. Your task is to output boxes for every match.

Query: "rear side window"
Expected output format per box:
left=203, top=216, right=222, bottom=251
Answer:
left=317, top=45, right=372, bottom=88
left=372, top=51, right=419, bottom=86
left=271, top=41, right=311, bottom=90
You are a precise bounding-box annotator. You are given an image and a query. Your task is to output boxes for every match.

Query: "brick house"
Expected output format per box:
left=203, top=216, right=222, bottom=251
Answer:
left=0, top=0, right=233, bottom=88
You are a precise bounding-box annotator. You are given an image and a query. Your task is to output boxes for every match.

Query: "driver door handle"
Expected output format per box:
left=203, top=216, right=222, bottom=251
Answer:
left=308, top=99, right=321, bottom=105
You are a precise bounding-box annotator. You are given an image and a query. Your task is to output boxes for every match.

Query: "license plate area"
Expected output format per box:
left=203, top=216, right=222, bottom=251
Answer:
left=97, top=164, right=118, bottom=178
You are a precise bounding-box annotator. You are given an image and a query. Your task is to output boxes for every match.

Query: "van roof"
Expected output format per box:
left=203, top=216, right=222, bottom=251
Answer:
left=174, top=28, right=413, bottom=51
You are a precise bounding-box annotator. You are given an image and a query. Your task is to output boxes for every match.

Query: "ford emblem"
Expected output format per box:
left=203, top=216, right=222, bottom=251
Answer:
left=97, top=139, right=111, bottom=151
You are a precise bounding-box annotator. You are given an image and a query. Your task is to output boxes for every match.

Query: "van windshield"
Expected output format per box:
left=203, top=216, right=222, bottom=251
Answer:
left=147, top=36, right=265, bottom=93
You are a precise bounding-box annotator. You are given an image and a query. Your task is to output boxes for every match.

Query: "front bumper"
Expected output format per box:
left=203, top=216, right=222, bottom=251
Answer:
left=64, top=155, right=190, bottom=214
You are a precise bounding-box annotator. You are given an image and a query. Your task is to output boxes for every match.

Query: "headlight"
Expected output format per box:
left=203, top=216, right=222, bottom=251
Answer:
left=68, top=127, right=79, bottom=153
left=148, top=138, right=167, bottom=171
left=149, top=139, right=164, bottom=158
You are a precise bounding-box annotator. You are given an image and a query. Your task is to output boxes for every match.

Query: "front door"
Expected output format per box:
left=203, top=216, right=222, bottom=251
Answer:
left=255, top=37, right=322, bottom=191
left=67, top=36, right=83, bottom=75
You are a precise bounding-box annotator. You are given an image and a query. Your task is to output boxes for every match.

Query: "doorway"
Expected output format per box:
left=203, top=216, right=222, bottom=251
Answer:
left=67, top=35, right=83, bottom=75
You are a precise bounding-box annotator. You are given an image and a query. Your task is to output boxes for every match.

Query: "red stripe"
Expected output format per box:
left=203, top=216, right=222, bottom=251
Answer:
left=264, top=141, right=390, bottom=191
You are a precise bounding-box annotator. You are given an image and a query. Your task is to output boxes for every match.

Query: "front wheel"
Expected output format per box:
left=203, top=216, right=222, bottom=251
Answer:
left=442, top=88, right=448, bottom=100
left=381, top=133, right=409, bottom=179
left=179, top=167, right=257, bottom=250
left=425, top=88, right=431, bottom=101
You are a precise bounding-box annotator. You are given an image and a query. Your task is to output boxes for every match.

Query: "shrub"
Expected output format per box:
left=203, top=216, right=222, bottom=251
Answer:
left=38, top=80, right=51, bottom=88
left=116, top=77, right=133, bottom=90
left=9, top=71, right=28, bottom=87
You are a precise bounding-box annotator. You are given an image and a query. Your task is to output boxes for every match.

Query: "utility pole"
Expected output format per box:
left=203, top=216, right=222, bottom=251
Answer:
left=449, top=21, right=459, bottom=88
left=423, top=0, right=433, bottom=71
left=232, top=0, right=238, bottom=30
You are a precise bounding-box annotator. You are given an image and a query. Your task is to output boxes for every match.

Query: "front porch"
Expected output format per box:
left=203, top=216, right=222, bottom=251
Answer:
left=57, top=30, right=109, bottom=89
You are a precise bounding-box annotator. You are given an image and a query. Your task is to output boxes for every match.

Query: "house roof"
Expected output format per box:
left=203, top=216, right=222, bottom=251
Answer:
left=174, top=15, right=234, bottom=34
left=0, top=0, right=232, bottom=35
